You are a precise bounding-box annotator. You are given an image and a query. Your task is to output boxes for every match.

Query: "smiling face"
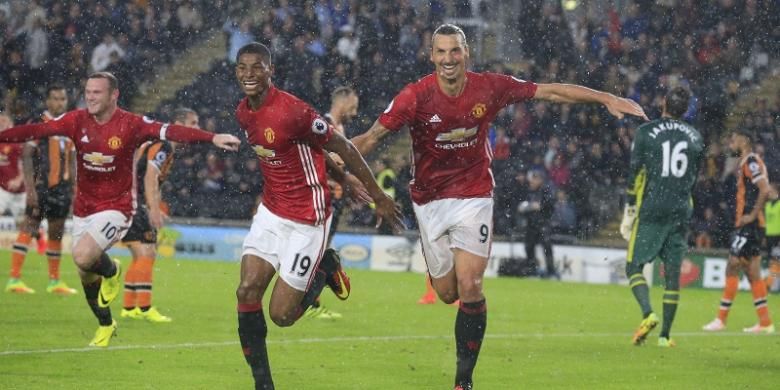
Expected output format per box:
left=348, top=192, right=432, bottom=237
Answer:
left=236, top=52, right=273, bottom=99
left=84, top=77, right=118, bottom=119
left=430, top=32, right=469, bottom=83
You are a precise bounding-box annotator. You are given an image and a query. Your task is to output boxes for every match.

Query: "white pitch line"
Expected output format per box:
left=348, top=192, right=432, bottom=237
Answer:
left=0, top=331, right=771, bottom=357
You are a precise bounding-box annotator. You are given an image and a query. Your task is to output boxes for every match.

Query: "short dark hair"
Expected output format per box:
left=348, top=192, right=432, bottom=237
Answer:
left=432, top=24, right=468, bottom=46
left=88, top=72, right=119, bottom=92
left=46, top=84, right=66, bottom=98
left=236, top=42, right=272, bottom=65
left=664, top=86, right=690, bottom=119
left=172, top=107, right=197, bottom=123
left=331, top=86, right=355, bottom=102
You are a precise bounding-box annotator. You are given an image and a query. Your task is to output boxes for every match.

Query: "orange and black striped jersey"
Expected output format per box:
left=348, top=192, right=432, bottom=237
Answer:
left=736, top=153, right=769, bottom=227
left=134, top=140, right=174, bottom=206
left=31, top=111, right=76, bottom=188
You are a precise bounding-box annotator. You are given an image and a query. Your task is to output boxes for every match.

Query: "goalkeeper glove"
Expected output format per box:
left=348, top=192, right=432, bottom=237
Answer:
left=620, top=205, right=637, bottom=241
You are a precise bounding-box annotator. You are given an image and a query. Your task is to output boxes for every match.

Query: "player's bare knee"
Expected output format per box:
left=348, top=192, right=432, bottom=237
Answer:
left=235, top=282, right=261, bottom=304
left=437, top=289, right=459, bottom=304
left=457, top=276, right=483, bottom=300
left=72, top=252, right=96, bottom=272
left=269, top=309, right=297, bottom=327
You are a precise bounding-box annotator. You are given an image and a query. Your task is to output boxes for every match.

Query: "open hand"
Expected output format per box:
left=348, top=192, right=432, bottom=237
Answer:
left=605, top=95, right=649, bottom=121
left=343, top=173, right=372, bottom=205
left=373, top=194, right=406, bottom=234
left=213, top=134, right=241, bottom=151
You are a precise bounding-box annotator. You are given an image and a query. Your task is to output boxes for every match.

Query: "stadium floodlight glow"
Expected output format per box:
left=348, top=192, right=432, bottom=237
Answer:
left=562, top=0, right=579, bottom=11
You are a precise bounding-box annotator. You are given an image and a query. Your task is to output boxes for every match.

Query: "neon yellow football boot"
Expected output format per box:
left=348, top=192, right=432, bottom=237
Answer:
left=632, top=312, right=660, bottom=346
left=120, top=307, right=141, bottom=319
left=97, top=259, right=122, bottom=308
left=657, top=337, right=676, bottom=348
left=88, top=320, right=117, bottom=347
left=46, top=280, right=77, bottom=295
left=5, top=279, right=35, bottom=294
left=139, top=307, right=172, bottom=323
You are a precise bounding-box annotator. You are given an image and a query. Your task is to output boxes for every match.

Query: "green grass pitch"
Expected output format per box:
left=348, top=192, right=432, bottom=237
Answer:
left=1, top=250, right=778, bottom=389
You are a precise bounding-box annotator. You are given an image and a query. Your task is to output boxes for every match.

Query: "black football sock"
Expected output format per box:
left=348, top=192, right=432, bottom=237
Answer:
left=89, top=252, right=117, bottom=278
left=299, top=253, right=337, bottom=314
left=660, top=262, right=681, bottom=338
left=238, top=304, right=274, bottom=390
left=455, top=299, right=487, bottom=386
left=83, top=279, right=113, bottom=326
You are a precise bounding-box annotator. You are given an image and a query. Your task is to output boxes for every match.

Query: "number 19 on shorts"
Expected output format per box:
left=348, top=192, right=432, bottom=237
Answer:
left=290, top=253, right=312, bottom=277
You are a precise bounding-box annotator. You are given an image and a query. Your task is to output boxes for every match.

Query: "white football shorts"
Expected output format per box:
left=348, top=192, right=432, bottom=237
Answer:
left=413, top=197, right=493, bottom=278
left=242, top=203, right=331, bottom=292
left=72, top=210, right=131, bottom=251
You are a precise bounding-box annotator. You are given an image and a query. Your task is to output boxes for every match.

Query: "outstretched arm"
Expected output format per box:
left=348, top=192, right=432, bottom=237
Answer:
left=325, top=131, right=404, bottom=232
left=158, top=124, right=241, bottom=151
left=0, top=122, right=68, bottom=143
left=534, top=83, right=649, bottom=120
left=350, top=119, right=392, bottom=156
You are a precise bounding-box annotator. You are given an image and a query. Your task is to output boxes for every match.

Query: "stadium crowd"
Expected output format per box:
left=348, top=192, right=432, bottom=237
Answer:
left=2, top=1, right=780, bottom=249
left=0, top=0, right=219, bottom=111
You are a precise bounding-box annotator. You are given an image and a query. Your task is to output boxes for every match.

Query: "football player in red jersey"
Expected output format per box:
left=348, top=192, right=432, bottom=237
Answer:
left=0, top=113, right=25, bottom=219
left=0, top=72, right=241, bottom=347
left=351, top=24, right=648, bottom=390
left=232, top=42, right=403, bottom=390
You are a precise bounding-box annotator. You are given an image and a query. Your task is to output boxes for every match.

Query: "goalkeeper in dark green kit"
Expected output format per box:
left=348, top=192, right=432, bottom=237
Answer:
left=620, top=87, right=705, bottom=347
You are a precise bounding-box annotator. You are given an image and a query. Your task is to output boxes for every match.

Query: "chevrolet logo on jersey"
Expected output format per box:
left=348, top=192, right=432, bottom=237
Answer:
left=83, top=152, right=115, bottom=166
left=253, top=145, right=276, bottom=159
left=435, top=126, right=478, bottom=142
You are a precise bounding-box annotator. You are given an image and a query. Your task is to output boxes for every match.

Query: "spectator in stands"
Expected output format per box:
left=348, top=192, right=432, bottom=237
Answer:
left=90, top=33, right=125, bottom=72
left=223, top=17, right=255, bottom=64
left=336, top=24, right=358, bottom=62
left=176, top=0, right=203, bottom=35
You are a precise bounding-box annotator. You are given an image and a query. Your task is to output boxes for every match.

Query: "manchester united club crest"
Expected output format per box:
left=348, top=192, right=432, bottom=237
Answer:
left=108, top=136, right=122, bottom=150
left=471, top=103, right=487, bottom=119
left=264, top=127, right=275, bottom=144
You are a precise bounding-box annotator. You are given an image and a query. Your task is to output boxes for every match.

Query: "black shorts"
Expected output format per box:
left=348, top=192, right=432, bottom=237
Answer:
left=25, top=183, right=73, bottom=220
left=730, top=225, right=763, bottom=258
left=121, top=206, right=157, bottom=244
left=766, top=235, right=780, bottom=260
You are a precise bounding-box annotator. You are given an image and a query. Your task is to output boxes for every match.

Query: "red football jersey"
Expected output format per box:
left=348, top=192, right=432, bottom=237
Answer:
left=236, top=86, right=333, bottom=225
left=0, top=143, right=24, bottom=193
left=0, top=108, right=214, bottom=217
left=379, top=72, right=537, bottom=204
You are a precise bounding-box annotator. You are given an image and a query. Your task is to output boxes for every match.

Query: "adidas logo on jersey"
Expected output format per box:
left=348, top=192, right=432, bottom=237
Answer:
left=81, top=134, right=90, bottom=143
left=429, top=114, right=442, bottom=123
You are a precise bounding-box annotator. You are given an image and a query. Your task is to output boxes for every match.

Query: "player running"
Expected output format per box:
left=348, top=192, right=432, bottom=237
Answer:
left=6, top=85, right=78, bottom=295
left=0, top=72, right=240, bottom=347
left=119, top=108, right=198, bottom=323
left=702, top=129, right=775, bottom=334
left=232, top=42, right=403, bottom=389
left=619, top=87, right=705, bottom=347
left=351, top=24, right=648, bottom=390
